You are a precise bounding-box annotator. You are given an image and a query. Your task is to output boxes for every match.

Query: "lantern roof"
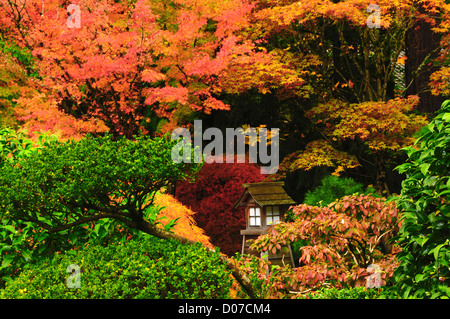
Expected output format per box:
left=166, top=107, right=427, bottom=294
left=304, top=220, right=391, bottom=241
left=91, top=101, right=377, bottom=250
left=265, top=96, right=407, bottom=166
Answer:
left=233, top=181, right=296, bottom=208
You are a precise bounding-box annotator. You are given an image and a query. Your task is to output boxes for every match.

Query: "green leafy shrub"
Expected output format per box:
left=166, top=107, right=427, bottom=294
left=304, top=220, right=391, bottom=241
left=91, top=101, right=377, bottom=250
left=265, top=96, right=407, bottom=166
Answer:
left=0, top=129, right=58, bottom=285
left=303, top=175, right=367, bottom=207
left=394, top=99, right=450, bottom=299
left=0, top=128, right=55, bottom=168
left=0, top=134, right=199, bottom=285
left=0, top=236, right=233, bottom=299
left=303, top=287, right=385, bottom=299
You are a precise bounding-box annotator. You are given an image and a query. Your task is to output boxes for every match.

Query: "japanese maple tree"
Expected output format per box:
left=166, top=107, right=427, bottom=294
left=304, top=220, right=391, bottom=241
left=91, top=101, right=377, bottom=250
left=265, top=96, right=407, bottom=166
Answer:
left=175, top=160, right=266, bottom=255
left=284, top=96, right=429, bottom=194
left=1, top=0, right=232, bottom=137
left=0, top=0, right=307, bottom=139
left=153, top=192, right=214, bottom=250
left=246, top=0, right=450, bottom=102
left=430, top=18, right=450, bottom=98
left=250, top=194, right=401, bottom=297
left=240, top=0, right=450, bottom=194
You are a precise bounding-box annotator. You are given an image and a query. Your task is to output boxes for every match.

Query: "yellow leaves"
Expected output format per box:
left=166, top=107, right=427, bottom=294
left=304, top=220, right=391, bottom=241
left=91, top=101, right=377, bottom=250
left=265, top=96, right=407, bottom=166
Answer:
left=220, top=47, right=309, bottom=97
left=307, top=99, right=348, bottom=119
left=281, top=140, right=360, bottom=173
left=332, top=165, right=345, bottom=177
left=260, top=87, right=271, bottom=94
left=334, top=80, right=354, bottom=89
left=430, top=66, right=450, bottom=96
left=239, top=124, right=279, bottom=148
left=14, top=92, right=109, bottom=141
left=308, top=96, right=428, bottom=152
left=281, top=95, right=429, bottom=177
left=396, top=55, right=407, bottom=65
left=153, top=192, right=214, bottom=249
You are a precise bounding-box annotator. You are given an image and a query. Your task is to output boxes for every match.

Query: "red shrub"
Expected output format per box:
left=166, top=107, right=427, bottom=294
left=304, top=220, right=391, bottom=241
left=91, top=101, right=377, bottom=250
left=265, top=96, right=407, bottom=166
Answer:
left=175, top=161, right=265, bottom=255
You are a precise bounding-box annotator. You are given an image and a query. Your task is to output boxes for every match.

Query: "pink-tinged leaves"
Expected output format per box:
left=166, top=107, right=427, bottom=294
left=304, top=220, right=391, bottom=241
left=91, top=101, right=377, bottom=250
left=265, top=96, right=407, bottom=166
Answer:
left=144, top=86, right=189, bottom=106
left=141, top=69, right=166, bottom=83
left=132, top=0, right=157, bottom=26
left=251, top=194, right=401, bottom=292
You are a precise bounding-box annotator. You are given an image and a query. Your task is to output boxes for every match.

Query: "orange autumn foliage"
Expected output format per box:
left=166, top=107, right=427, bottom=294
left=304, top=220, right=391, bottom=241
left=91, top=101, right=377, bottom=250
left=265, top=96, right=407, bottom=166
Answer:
left=153, top=192, right=214, bottom=250
left=14, top=89, right=109, bottom=141
left=0, top=0, right=271, bottom=138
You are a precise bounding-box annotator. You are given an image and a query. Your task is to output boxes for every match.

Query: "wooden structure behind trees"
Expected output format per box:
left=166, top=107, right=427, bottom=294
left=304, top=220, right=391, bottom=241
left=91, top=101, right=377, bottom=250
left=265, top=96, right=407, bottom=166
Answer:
left=234, top=181, right=296, bottom=267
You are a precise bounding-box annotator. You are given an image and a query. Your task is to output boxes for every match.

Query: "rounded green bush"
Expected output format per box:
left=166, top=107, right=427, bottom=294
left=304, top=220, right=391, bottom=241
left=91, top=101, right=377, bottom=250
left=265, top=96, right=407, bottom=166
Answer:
left=0, top=236, right=233, bottom=299
left=303, top=175, right=367, bottom=207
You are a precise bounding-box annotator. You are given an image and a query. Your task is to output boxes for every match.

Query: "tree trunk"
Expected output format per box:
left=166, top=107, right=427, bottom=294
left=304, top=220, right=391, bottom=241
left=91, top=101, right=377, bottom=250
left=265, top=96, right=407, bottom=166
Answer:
left=405, top=2, right=443, bottom=113
left=375, top=154, right=390, bottom=196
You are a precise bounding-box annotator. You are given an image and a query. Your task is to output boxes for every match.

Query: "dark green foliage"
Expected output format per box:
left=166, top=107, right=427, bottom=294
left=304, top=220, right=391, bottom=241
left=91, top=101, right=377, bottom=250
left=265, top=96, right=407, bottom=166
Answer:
left=394, top=99, right=450, bottom=298
left=303, top=175, right=367, bottom=207
left=0, top=133, right=200, bottom=233
left=0, top=133, right=200, bottom=285
left=0, top=236, right=233, bottom=299
left=0, top=129, right=58, bottom=284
